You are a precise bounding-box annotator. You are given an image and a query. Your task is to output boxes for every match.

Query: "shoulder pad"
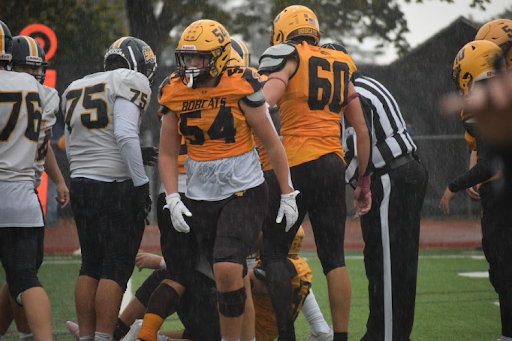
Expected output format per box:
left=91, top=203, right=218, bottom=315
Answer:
left=258, top=43, right=297, bottom=74
left=158, top=76, right=172, bottom=101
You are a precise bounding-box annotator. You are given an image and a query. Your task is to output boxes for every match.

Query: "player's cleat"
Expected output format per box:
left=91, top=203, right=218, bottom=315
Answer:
left=65, top=320, right=80, bottom=339
left=122, top=319, right=143, bottom=341
left=307, top=329, right=334, bottom=341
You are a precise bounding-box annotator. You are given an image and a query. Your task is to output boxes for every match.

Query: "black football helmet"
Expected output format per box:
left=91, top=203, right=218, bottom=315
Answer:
left=0, top=20, right=13, bottom=67
left=11, top=36, right=47, bottom=84
left=104, top=36, right=157, bottom=85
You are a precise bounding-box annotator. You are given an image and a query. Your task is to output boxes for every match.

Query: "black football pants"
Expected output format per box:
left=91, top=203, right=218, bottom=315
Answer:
left=360, top=159, right=428, bottom=341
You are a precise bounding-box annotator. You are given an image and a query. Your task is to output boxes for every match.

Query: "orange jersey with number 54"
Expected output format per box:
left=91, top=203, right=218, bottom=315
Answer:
left=279, top=42, right=357, bottom=167
left=159, top=66, right=265, bottom=161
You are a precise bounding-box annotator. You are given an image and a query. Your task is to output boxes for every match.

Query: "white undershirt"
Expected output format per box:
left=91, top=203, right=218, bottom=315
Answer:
left=113, top=97, right=149, bottom=187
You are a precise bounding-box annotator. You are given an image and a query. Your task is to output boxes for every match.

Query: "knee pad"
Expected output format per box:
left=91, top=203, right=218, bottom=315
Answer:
left=217, top=287, right=246, bottom=318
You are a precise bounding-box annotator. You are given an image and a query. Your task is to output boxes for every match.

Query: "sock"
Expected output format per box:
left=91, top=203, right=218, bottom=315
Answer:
left=333, top=332, right=348, bottom=341
left=94, top=332, right=114, bottom=341
left=137, top=313, right=164, bottom=341
left=156, top=334, right=169, bottom=341
left=301, top=289, right=331, bottom=334
left=0, top=335, right=3, bottom=341
left=114, top=318, right=131, bottom=341
left=79, top=336, right=95, bottom=341
left=19, top=332, right=34, bottom=341
left=501, top=337, right=512, bottom=341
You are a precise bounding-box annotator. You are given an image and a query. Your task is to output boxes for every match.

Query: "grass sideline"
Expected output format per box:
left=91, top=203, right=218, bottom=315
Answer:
left=0, top=249, right=500, bottom=340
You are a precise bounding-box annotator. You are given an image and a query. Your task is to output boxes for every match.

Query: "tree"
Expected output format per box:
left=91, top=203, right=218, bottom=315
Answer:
left=4, top=0, right=127, bottom=68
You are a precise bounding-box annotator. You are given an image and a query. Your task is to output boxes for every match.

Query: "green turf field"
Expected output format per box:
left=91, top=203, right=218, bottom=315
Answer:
left=0, top=249, right=500, bottom=340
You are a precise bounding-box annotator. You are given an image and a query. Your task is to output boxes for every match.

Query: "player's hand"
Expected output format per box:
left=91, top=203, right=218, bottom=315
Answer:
left=141, top=146, right=159, bottom=166
left=276, top=190, right=300, bottom=232
left=55, top=182, right=70, bottom=209
left=135, top=253, right=163, bottom=271
left=134, top=183, right=152, bottom=224
left=164, top=193, right=192, bottom=233
left=466, top=186, right=480, bottom=201
left=439, top=187, right=456, bottom=214
left=353, top=175, right=372, bottom=218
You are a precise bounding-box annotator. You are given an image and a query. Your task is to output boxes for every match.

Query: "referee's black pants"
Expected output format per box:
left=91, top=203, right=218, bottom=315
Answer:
left=360, top=157, right=428, bottom=341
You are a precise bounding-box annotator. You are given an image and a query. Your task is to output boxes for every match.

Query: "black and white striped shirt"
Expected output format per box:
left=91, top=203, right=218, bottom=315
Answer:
left=342, top=76, right=417, bottom=184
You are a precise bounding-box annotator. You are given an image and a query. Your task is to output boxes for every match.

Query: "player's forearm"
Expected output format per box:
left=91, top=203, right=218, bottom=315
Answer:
left=43, top=145, right=65, bottom=187
left=267, top=147, right=294, bottom=194
left=159, top=152, right=180, bottom=195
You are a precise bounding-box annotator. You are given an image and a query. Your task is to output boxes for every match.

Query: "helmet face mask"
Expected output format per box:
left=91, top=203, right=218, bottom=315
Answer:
left=176, top=50, right=214, bottom=85
left=104, top=36, right=157, bottom=85
left=12, top=36, right=47, bottom=84
left=452, top=40, right=504, bottom=97
left=271, top=5, right=320, bottom=46
left=175, top=19, right=232, bottom=88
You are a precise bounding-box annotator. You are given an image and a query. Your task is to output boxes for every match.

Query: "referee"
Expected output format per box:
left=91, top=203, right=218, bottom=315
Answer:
left=324, top=41, right=428, bottom=341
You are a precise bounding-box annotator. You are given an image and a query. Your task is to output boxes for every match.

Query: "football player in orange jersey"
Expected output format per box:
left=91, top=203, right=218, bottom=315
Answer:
left=251, top=226, right=313, bottom=341
left=440, top=40, right=512, bottom=341
left=150, top=19, right=299, bottom=341
left=257, top=5, right=372, bottom=341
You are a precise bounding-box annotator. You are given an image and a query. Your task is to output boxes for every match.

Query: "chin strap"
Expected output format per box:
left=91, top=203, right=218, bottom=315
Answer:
left=185, top=67, right=200, bottom=88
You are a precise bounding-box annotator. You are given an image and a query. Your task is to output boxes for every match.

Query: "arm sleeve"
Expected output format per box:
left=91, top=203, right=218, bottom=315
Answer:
left=113, top=97, right=149, bottom=187
left=448, top=135, right=494, bottom=192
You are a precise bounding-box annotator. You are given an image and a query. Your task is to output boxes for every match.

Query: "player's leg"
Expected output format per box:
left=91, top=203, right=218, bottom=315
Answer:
left=305, top=154, right=349, bottom=341
left=115, top=269, right=167, bottom=341
left=261, top=170, right=304, bottom=341
left=95, top=180, right=146, bottom=339
left=0, top=283, right=14, bottom=336
left=481, top=184, right=512, bottom=340
left=213, top=183, right=268, bottom=341
left=137, top=193, right=194, bottom=341
left=386, top=161, right=427, bottom=341
left=173, top=272, right=220, bottom=341
left=0, top=227, right=53, bottom=341
left=359, top=173, right=385, bottom=341
left=301, top=289, right=332, bottom=340
left=241, top=274, right=255, bottom=341
left=71, top=178, right=101, bottom=339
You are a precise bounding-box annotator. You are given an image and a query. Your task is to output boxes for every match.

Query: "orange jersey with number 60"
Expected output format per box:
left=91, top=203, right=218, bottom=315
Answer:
left=159, top=66, right=265, bottom=161
left=279, top=42, right=357, bottom=167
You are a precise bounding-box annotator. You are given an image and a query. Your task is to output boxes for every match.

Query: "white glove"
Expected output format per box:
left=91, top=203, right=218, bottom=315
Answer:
left=164, top=193, right=192, bottom=233
left=276, top=190, right=300, bottom=232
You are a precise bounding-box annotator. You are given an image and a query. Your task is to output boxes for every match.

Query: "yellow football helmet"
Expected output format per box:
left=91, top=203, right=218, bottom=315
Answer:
left=289, top=226, right=305, bottom=256
left=475, top=19, right=512, bottom=69
left=271, top=5, right=320, bottom=46
left=228, top=47, right=244, bottom=67
left=176, top=19, right=232, bottom=87
left=231, top=37, right=251, bottom=66
left=452, top=40, right=504, bottom=97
